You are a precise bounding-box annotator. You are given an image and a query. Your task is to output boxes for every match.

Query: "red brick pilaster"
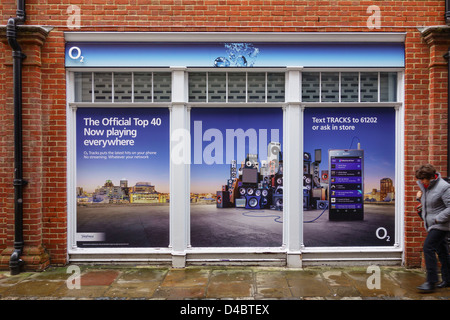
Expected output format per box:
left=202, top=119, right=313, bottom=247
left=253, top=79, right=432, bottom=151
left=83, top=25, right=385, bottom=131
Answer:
left=0, top=26, right=52, bottom=271
left=407, top=26, right=450, bottom=268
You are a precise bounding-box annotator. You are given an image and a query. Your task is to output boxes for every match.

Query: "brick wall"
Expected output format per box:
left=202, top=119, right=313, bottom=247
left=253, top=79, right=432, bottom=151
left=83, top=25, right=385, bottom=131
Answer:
left=0, top=0, right=448, bottom=269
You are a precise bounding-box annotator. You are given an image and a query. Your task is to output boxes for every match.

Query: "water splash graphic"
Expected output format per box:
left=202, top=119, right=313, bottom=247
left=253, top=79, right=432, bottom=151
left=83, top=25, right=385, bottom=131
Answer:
left=214, top=43, right=260, bottom=67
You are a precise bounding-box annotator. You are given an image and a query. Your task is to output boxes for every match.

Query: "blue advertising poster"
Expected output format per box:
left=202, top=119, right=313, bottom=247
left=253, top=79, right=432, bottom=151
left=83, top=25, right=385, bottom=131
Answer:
left=303, top=107, right=396, bottom=247
left=190, top=108, right=284, bottom=247
left=76, top=108, right=170, bottom=248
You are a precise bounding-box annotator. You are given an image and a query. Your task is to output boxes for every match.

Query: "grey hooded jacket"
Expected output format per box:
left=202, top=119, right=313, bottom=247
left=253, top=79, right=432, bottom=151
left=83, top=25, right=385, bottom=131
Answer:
left=417, top=173, right=450, bottom=232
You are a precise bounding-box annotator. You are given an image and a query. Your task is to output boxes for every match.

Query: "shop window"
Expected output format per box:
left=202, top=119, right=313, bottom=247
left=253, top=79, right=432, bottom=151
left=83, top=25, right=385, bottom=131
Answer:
left=360, top=72, right=378, bottom=102
left=74, top=72, right=172, bottom=103
left=228, top=72, right=247, bottom=102
left=321, top=72, right=340, bottom=102
left=114, top=72, right=133, bottom=102
left=94, top=72, right=113, bottom=102
left=74, top=72, right=92, bottom=102
left=267, top=73, right=285, bottom=102
left=152, top=72, right=172, bottom=102
left=301, top=72, right=320, bottom=102
left=380, top=72, right=398, bottom=102
left=340, top=72, right=359, bottom=102
left=208, top=72, right=227, bottom=102
left=247, top=72, right=266, bottom=102
left=188, top=72, right=285, bottom=103
left=188, top=72, right=207, bottom=102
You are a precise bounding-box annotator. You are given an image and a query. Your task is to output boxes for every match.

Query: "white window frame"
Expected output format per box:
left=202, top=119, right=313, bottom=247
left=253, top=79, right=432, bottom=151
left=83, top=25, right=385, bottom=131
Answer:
left=65, top=32, right=405, bottom=267
left=298, top=68, right=405, bottom=265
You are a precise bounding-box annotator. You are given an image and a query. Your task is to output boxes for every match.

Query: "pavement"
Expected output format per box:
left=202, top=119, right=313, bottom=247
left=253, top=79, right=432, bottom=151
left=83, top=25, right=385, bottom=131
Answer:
left=0, top=265, right=449, bottom=302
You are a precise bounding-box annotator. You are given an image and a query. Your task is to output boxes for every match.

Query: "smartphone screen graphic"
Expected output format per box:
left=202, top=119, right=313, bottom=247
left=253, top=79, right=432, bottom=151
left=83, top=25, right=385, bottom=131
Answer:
left=328, top=149, right=364, bottom=221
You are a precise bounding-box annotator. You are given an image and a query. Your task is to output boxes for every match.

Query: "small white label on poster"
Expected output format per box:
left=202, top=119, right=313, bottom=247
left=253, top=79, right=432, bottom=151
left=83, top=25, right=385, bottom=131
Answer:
left=76, top=232, right=105, bottom=242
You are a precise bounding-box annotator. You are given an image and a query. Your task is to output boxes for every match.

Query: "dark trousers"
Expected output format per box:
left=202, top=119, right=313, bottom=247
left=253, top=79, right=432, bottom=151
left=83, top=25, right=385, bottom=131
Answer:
left=423, top=229, right=450, bottom=283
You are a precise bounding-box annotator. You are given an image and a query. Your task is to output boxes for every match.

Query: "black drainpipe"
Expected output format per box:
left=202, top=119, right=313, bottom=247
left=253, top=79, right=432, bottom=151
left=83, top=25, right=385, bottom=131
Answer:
left=7, top=0, right=27, bottom=275
left=446, top=0, right=450, bottom=178
left=447, top=48, right=450, bottom=177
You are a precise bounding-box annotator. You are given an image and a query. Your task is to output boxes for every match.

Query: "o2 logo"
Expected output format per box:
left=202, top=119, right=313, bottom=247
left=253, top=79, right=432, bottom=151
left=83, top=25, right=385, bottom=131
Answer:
left=68, top=46, right=84, bottom=63
left=376, top=227, right=390, bottom=242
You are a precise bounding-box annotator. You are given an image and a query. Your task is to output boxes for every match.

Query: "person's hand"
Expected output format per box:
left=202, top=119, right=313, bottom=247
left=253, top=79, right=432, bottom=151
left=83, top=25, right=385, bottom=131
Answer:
left=416, top=190, right=422, bottom=201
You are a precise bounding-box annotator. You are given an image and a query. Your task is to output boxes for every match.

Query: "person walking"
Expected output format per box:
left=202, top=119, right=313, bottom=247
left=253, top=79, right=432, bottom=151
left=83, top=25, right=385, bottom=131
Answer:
left=415, top=164, right=450, bottom=292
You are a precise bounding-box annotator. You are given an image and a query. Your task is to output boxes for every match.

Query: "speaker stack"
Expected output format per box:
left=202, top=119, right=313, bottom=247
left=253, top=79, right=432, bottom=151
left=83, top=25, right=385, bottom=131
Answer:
left=216, top=191, right=231, bottom=208
left=303, top=174, right=312, bottom=209
left=215, top=143, right=288, bottom=212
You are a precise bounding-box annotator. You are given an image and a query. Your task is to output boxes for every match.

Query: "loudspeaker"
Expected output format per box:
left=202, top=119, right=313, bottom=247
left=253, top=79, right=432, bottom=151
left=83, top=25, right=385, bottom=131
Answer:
left=317, top=200, right=328, bottom=210
left=314, top=149, right=322, bottom=163
left=242, top=167, right=258, bottom=184
left=268, top=142, right=281, bottom=161
left=303, top=174, right=312, bottom=191
left=313, top=163, right=320, bottom=187
left=228, top=178, right=239, bottom=203
left=272, top=194, right=283, bottom=211
left=260, top=160, right=269, bottom=176
left=246, top=187, right=255, bottom=196
left=304, top=152, right=311, bottom=162
left=321, top=170, right=329, bottom=183
left=303, top=189, right=310, bottom=209
left=230, top=168, right=237, bottom=178
left=245, top=154, right=258, bottom=168
left=245, top=194, right=262, bottom=209
left=267, top=142, right=281, bottom=175
left=216, top=191, right=231, bottom=208
left=303, top=174, right=312, bottom=209
left=258, top=188, right=272, bottom=208
left=262, top=176, right=272, bottom=188
left=273, top=174, right=283, bottom=187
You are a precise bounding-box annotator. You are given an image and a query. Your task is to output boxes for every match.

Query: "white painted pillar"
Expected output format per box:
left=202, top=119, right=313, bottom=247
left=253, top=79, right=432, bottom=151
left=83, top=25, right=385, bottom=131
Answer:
left=170, top=67, right=189, bottom=268
left=284, top=67, right=303, bottom=268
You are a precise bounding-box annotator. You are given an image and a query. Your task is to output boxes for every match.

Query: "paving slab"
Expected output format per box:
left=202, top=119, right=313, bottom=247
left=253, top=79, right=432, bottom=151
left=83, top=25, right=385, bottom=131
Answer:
left=206, top=269, right=254, bottom=298
left=255, top=271, right=292, bottom=299
left=161, top=268, right=210, bottom=288
left=285, top=269, right=332, bottom=298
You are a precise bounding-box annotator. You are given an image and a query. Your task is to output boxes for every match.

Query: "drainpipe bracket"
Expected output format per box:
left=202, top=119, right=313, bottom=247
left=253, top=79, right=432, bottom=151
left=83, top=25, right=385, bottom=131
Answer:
left=13, top=179, right=28, bottom=187
left=11, top=51, right=27, bottom=60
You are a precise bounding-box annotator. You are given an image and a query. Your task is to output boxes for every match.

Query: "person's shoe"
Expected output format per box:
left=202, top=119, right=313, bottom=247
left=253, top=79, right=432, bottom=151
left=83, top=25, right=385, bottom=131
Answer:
left=417, top=282, right=436, bottom=292
left=436, top=281, right=450, bottom=288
